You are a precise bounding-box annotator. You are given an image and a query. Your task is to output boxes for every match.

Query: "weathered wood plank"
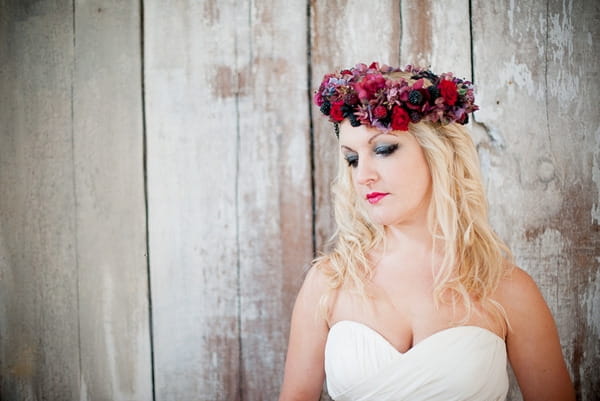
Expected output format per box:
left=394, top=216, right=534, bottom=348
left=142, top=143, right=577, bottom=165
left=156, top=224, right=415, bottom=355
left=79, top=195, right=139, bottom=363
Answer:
left=236, top=1, right=312, bottom=399
left=145, top=1, right=241, bottom=399
left=472, top=0, right=599, bottom=399
left=311, top=0, right=402, bottom=253
left=0, top=1, right=80, bottom=400
left=543, top=1, right=599, bottom=398
left=400, top=0, right=471, bottom=76
left=72, top=1, right=153, bottom=400
left=310, top=1, right=401, bottom=398
left=471, top=3, right=557, bottom=399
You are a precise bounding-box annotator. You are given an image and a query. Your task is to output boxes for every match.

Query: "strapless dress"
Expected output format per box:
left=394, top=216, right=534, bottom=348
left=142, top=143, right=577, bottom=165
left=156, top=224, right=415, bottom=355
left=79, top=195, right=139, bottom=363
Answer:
left=325, top=320, right=508, bottom=401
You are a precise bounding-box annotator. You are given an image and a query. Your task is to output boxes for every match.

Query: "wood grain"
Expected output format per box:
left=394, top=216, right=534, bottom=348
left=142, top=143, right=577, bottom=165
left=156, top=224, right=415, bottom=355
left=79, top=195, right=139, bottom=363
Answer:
left=310, top=0, right=402, bottom=253
left=310, top=1, right=402, bottom=398
left=73, top=1, right=153, bottom=400
left=400, top=0, right=471, bottom=76
left=472, top=0, right=600, bottom=399
left=145, top=0, right=241, bottom=399
left=0, top=0, right=597, bottom=399
left=0, top=1, right=80, bottom=400
left=236, top=1, right=313, bottom=400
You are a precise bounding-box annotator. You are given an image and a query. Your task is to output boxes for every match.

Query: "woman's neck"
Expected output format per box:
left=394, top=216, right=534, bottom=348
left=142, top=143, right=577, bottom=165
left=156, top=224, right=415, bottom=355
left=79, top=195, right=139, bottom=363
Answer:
left=383, top=222, right=436, bottom=260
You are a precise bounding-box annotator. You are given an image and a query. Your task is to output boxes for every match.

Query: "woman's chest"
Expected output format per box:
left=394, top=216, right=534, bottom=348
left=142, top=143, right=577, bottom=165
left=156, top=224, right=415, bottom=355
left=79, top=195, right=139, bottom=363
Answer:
left=329, top=270, right=501, bottom=352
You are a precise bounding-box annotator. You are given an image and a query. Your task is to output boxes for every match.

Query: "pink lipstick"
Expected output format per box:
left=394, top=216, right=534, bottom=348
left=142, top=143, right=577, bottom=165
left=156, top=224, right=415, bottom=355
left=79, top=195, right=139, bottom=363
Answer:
left=366, top=192, right=389, bottom=204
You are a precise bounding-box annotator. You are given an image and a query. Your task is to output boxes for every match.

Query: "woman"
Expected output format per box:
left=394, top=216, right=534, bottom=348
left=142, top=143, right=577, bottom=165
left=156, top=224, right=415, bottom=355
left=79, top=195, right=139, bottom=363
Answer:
left=278, top=63, right=574, bottom=401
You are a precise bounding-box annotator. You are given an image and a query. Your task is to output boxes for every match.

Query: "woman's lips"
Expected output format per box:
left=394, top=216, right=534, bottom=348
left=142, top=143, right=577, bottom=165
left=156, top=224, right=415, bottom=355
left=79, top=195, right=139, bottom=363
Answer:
left=365, top=192, right=389, bottom=204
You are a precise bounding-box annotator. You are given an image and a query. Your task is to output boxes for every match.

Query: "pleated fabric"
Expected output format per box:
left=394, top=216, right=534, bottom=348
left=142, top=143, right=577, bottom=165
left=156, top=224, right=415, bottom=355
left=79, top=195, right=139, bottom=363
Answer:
left=325, top=321, right=508, bottom=401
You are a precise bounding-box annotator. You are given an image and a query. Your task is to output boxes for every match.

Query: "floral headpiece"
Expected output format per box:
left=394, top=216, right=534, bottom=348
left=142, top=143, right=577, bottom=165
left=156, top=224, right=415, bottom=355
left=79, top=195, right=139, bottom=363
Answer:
left=313, top=62, right=478, bottom=132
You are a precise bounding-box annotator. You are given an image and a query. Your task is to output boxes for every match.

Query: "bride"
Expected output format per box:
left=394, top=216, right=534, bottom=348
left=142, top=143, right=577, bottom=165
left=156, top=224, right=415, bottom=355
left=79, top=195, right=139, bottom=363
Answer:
left=278, top=63, right=574, bottom=401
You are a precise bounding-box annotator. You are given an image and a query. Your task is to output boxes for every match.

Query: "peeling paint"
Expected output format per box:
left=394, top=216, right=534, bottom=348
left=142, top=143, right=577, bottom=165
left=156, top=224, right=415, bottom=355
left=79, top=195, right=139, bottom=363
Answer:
left=202, top=0, right=220, bottom=25
left=507, top=0, right=516, bottom=35
left=592, top=126, right=600, bottom=225
left=547, top=2, right=580, bottom=104
left=499, top=56, right=543, bottom=101
left=583, top=263, right=600, bottom=338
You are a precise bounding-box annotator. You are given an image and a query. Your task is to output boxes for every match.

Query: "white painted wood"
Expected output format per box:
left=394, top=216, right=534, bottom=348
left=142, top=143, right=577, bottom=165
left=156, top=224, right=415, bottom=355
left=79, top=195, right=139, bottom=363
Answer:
left=311, top=0, right=402, bottom=252
left=0, top=1, right=596, bottom=400
left=145, top=1, right=241, bottom=399
left=235, top=0, right=312, bottom=399
left=72, top=1, right=153, bottom=400
left=310, top=2, right=402, bottom=399
left=472, top=0, right=599, bottom=399
left=0, top=2, right=80, bottom=400
left=400, top=0, right=471, bottom=77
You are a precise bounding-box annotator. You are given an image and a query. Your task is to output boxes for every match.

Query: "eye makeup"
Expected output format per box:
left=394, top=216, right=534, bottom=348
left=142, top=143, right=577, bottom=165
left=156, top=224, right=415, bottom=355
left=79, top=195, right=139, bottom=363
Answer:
left=341, top=142, right=400, bottom=168
left=374, top=143, right=399, bottom=156
left=344, top=152, right=359, bottom=167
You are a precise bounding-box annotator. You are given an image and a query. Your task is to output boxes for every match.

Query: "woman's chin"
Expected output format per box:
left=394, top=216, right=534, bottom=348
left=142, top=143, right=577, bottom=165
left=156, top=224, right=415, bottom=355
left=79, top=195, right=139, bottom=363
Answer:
left=366, top=212, right=395, bottom=227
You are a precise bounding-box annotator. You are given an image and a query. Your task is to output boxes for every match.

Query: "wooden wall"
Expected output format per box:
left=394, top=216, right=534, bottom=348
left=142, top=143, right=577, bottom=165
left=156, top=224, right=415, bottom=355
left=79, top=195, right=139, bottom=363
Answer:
left=0, top=1, right=597, bottom=400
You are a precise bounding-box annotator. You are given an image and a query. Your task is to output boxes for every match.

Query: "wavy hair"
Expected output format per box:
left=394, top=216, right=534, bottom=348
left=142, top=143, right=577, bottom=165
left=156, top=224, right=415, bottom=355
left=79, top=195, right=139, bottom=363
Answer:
left=315, top=121, right=513, bottom=327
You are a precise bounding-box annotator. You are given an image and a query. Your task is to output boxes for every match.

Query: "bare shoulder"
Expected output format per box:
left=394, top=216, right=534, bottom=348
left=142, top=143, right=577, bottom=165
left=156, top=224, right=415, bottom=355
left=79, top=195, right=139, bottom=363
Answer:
left=495, top=265, right=555, bottom=343
left=495, top=265, right=575, bottom=401
left=295, top=260, right=332, bottom=308
left=302, top=261, right=331, bottom=291
left=278, top=261, right=332, bottom=401
left=495, top=265, right=544, bottom=312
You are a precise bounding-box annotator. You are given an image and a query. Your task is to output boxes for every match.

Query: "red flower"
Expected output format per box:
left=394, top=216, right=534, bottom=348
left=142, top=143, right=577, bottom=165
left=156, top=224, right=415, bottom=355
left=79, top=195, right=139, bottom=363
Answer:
left=373, top=105, right=388, bottom=119
left=439, top=79, right=458, bottom=106
left=391, top=106, right=410, bottom=131
left=330, top=101, right=345, bottom=122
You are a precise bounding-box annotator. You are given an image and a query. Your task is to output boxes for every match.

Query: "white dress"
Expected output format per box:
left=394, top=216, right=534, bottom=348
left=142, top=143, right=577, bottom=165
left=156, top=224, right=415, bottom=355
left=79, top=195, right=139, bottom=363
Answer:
left=325, top=320, right=508, bottom=401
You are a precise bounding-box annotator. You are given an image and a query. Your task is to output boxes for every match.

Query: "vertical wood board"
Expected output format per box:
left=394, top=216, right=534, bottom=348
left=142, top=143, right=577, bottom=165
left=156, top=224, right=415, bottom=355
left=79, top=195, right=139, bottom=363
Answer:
left=471, top=0, right=599, bottom=399
left=310, top=1, right=402, bottom=398
left=310, top=0, right=402, bottom=253
left=0, top=1, right=80, bottom=400
left=236, top=0, right=313, bottom=399
left=400, top=0, right=471, bottom=77
left=73, top=1, right=153, bottom=400
left=145, top=0, right=240, bottom=399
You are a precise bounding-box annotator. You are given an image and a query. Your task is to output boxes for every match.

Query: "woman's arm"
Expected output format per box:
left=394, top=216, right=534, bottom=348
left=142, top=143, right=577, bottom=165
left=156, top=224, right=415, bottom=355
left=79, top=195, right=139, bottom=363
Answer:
left=279, top=266, right=330, bottom=401
left=500, top=267, right=575, bottom=401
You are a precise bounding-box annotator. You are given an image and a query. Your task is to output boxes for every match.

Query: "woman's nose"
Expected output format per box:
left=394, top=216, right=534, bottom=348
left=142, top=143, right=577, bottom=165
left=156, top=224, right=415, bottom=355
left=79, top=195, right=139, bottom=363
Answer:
left=355, top=157, right=378, bottom=185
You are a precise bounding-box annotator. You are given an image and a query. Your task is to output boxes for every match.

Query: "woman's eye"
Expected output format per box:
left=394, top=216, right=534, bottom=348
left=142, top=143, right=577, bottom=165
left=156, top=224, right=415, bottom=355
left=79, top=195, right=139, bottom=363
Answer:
left=344, top=154, right=358, bottom=168
left=374, top=143, right=399, bottom=156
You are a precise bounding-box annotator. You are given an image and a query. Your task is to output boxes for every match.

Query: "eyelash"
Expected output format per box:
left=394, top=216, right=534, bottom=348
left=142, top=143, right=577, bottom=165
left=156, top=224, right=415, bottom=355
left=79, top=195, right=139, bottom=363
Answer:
left=345, top=155, right=359, bottom=168
left=344, top=144, right=399, bottom=168
left=375, top=144, right=398, bottom=155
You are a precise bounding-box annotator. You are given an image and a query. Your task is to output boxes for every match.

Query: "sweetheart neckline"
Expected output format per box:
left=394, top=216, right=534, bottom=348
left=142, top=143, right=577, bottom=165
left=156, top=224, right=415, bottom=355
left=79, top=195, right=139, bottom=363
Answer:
left=327, top=320, right=505, bottom=355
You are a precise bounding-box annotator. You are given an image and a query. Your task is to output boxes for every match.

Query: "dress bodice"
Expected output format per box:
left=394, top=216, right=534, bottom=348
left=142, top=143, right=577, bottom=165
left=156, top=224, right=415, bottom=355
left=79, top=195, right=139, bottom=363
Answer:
left=324, top=320, right=508, bottom=401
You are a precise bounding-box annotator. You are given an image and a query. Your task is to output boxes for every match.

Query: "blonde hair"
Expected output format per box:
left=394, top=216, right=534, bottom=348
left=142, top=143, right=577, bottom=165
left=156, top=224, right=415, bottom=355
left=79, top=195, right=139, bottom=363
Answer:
left=315, top=121, right=513, bottom=326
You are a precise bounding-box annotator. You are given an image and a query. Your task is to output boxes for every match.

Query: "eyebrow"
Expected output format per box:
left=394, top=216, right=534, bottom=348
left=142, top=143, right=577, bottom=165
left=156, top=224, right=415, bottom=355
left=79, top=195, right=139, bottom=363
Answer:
left=368, top=132, right=385, bottom=143
left=341, top=132, right=398, bottom=152
left=341, top=132, right=393, bottom=151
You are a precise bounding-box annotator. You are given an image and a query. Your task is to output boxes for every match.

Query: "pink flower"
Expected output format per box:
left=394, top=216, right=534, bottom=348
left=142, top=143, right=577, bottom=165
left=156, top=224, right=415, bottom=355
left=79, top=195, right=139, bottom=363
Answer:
left=354, top=74, right=386, bottom=101
left=313, top=91, right=324, bottom=106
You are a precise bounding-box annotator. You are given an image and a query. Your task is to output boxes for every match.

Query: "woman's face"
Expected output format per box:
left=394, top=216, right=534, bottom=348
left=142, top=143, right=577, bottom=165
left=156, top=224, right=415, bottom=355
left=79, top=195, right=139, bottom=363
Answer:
left=338, top=121, right=432, bottom=227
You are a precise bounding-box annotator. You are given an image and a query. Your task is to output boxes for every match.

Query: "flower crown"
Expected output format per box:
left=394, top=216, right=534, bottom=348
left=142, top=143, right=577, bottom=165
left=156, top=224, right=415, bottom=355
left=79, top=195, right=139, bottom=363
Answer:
left=313, top=62, right=479, bottom=132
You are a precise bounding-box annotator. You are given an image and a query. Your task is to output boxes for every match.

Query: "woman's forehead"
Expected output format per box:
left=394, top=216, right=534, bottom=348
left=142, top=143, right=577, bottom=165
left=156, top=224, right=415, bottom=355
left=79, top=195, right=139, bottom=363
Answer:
left=339, top=128, right=405, bottom=147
